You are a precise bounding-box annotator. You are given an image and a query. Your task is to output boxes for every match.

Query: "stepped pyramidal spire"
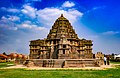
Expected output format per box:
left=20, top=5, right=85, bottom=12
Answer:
left=47, top=14, right=78, bottom=39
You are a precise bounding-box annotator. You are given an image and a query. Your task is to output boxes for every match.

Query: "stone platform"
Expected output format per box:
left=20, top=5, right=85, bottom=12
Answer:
left=24, top=59, right=102, bottom=68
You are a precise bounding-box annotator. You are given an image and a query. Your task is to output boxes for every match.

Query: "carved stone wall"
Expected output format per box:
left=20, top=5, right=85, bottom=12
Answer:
left=25, top=59, right=99, bottom=68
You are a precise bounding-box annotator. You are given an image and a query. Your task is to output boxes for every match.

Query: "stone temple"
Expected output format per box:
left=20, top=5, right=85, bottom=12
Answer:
left=28, top=14, right=100, bottom=68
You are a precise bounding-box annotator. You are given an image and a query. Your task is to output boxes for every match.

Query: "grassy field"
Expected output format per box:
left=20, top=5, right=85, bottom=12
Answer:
left=110, top=61, right=120, bottom=64
left=0, top=62, right=15, bottom=68
left=0, top=62, right=120, bottom=78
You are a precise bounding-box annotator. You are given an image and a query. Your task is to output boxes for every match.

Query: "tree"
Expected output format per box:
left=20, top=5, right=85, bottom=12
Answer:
left=3, top=52, right=7, bottom=55
left=112, top=53, right=114, bottom=56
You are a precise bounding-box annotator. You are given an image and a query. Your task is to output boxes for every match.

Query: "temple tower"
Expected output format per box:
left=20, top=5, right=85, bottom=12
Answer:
left=29, top=14, right=93, bottom=59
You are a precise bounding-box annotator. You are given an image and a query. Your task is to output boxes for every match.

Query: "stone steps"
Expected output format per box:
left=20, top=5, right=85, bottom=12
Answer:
left=65, top=59, right=99, bottom=68
left=25, top=59, right=99, bottom=68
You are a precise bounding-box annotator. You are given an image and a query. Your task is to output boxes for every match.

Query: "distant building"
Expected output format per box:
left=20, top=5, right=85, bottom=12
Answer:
left=0, top=54, right=8, bottom=60
left=29, top=14, right=93, bottom=59
left=9, top=53, right=27, bottom=60
left=114, top=54, right=120, bottom=60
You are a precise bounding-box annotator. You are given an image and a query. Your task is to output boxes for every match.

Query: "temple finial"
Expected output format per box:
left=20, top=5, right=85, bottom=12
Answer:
left=61, top=14, right=63, bottom=17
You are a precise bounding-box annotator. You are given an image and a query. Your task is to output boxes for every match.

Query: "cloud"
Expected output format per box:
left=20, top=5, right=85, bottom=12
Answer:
left=102, top=31, right=119, bottom=35
left=37, top=8, right=83, bottom=27
left=17, top=20, right=47, bottom=31
left=25, top=0, right=41, bottom=2
left=62, top=1, right=75, bottom=8
left=0, top=16, right=18, bottom=30
left=20, top=4, right=83, bottom=27
left=85, top=6, right=106, bottom=14
left=92, top=6, right=106, bottom=10
left=32, top=0, right=41, bottom=1
left=0, top=27, right=48, bottom=54
left=1, top=7, right=20, bottom=13
left=21, top=4, right=37, bottom=18
left=0, top=1, right=83, bottom=41
left=7, top=8, right=20, bottom=13
left=0, top=1, right=83, bottom=54
left=0, top=20, right=48, bottom=54
left=1, top=16, right=7, bottom=20
left=8, top=16, right=20, bottom=21
left=0, top=2, right=82, bottom=32
left=0, top=15, right=20, bottom=24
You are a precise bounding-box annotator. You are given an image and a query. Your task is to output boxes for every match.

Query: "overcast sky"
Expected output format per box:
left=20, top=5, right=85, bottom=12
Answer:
left=0, top=0, right=120, bottom=55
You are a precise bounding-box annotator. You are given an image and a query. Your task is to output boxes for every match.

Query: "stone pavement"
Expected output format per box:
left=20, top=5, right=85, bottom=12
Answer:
left=1, top=63, right=119, bottom=70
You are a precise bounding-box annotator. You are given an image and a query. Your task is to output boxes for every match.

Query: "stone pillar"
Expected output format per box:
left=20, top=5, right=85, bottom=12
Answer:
left=63, top=60, right=68, bottom=68
left=50, top=41, right=54, bottom=59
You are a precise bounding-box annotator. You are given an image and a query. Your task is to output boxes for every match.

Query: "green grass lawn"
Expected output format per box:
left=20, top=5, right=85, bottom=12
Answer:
left=0, top=67, right=120, bottom=78
left=0, top=62, right=120, bottom=78
left=0, top=61, right=15, bottom=68
left=110, top=61, right=120, bottom=64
